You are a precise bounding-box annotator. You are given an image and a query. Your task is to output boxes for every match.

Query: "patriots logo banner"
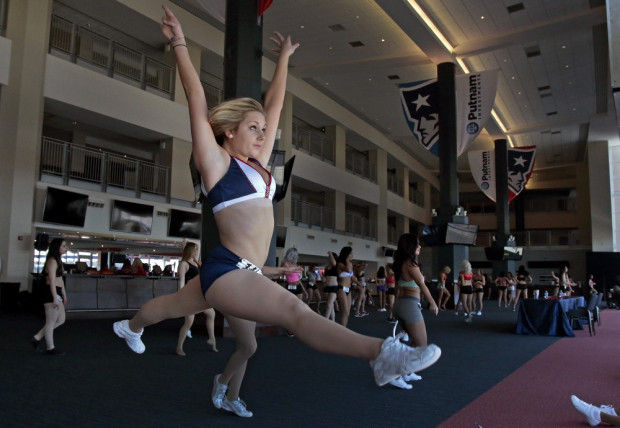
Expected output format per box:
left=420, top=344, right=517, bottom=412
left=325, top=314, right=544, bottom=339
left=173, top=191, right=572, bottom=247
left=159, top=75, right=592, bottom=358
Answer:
left=399, top=70, right=497, bottom=157
left=468, top=146, right=536, bottom=202
left=399, top=79, right=439, bottom=155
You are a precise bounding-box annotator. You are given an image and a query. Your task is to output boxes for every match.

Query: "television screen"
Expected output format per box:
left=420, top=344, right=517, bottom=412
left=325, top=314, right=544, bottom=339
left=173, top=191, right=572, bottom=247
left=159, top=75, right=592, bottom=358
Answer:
left=168, top=209, right=201, bottom=239
left=43, top=187, right=89, bottom=227
left=445, top=223, right=478, bottom=245
left=110, top=200, right=153, bottom=234
left=421, top=225, right=445, bottom=246
left=503, top=246, right=523, bottom=260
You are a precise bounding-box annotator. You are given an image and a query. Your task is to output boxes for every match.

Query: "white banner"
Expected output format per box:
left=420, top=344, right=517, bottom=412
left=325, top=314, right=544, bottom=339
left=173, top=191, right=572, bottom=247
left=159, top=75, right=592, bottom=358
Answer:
left=456, top=70, right=498, bottom=156
left=468, top=146, right=537, bottom=202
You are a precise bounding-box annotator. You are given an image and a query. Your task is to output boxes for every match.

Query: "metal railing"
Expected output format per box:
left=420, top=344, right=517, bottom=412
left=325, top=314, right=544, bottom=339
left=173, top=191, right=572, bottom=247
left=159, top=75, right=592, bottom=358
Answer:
left=346, top=149, right=376, bottom=182
left=387, top=175, right=404, bottom=196
left=476, top=229, right=580, bottom=247
left=0, top=0, right=8, bottom=36
left=292, top=118, right=335, bottom=164
left=409, top=187, right=424, bottom=206
left=202, top=81, right=224, bottom=107
left=388, top=228, right=402, bottom=245
left=524, top=196, right=577, bottom=212
left=40, top=137, right=170, bottom=198
left=49, top=15, right=175, bottom=98
left=345, top=212, right=376, bottom=239
left=291, top=197, right=335, bottom=230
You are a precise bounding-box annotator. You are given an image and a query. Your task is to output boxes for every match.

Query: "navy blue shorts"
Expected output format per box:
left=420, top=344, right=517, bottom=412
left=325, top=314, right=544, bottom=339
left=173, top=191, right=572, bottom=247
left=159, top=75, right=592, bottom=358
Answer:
left=200, top=245, right=262, bottom=296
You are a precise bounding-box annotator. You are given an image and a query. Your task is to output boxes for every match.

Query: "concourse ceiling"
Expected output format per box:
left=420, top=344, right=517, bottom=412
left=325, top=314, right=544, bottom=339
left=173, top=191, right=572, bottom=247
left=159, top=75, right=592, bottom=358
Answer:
left=177, top=0, right=610, bottom=171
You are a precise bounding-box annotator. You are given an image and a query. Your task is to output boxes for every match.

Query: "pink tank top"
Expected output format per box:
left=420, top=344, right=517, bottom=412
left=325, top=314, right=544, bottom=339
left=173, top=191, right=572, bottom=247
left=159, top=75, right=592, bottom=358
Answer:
left=286, top=272, right=300, bottom=283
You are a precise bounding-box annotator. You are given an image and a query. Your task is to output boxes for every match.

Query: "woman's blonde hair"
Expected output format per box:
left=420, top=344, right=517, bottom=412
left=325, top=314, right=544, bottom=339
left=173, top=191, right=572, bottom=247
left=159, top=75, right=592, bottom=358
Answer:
left=282, top=247, right=299, bottom=266
left=209, top=97, right=265, bottom=145
left=461, top=260, right=472, bottom=275
left=441, top=265, right=451, bottom=275
left=182, top=242, right=198, bottom=262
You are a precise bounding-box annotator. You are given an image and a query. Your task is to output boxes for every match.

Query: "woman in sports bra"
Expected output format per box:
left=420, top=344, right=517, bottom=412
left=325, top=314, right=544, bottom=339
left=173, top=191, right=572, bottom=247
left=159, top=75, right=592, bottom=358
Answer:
left=376, top=266, right=387, bottom=312
left=506, top=272, right=517, bottom=309
left=336, top=246, right=357, bottom=327
left=437, top=266, right=451, bottom=310
left=550, top=271, right=560, bottom=296
left=561, top=266, right=575, bottom=297
left=459, top=261, right=474, bottom=322
left=354, top=263, right=369, bottom=317
left=495, top=272, right=509, bottom=308
left=323, top=251, right=339, bottom=322
left=176, top=242, right=217, bottom=356
left=282, top=247, right=307, bottom=301
left=114, top=7, right=441, bottom=417
left=512, top=265, right=532, bottom=311
left=306, top=265, right=321, bottom=312
left=31, top=238, right=68, bottom=355
left=386, top=264, right=397, bottom=322
left=390, top=232, right=440, bottom=388
left=472, top=269, right=486, bottom=316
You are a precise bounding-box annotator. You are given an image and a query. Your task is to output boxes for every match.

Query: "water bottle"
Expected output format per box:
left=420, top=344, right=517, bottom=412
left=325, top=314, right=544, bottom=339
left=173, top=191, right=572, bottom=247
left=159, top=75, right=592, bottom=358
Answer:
left=544, top=290, right=549, bottom=299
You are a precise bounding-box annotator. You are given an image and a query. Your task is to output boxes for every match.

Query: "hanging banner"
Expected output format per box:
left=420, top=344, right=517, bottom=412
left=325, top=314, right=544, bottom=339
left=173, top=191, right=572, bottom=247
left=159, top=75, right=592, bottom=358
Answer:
left=455, top=70, right=498, bottom=156
left=468, top=146, right=536, bottom=202
left=399, top=70, right=498, bottom=157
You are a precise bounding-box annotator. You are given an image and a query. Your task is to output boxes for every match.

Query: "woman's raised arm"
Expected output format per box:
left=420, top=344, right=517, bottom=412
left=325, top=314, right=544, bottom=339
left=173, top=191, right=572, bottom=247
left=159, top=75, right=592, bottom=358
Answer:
left=257, top=32, right=299, bottom=166
left=161, top=5, right=226, bottom=180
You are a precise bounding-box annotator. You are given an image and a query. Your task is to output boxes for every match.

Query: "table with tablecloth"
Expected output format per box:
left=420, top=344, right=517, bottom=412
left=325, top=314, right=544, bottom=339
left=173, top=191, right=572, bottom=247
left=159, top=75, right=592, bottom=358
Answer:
left=516, top=296, right=586, bottom=337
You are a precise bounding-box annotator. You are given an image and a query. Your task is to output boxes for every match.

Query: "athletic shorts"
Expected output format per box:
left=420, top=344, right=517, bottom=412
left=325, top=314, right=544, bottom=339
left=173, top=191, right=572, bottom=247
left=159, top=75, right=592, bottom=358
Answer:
left=307, top=283, right=317, bottom=290
left=386, top=287, right=397, bottom=296
left=377, top=285, right=387, bottom=292
left=474, top=288, right=484, bottom=294
left=517, top=284, right=527, bottom=291
left=497, top=286, right=507, bottom=291
left=287, top=284, right=303, bottom=294
left=324, top=285, right=338, bottom=294
left=393, top=297, right=423, bottom=323
left=200, top=244, right=262, bottom=296
left=461, top=286, right=473, bottom=295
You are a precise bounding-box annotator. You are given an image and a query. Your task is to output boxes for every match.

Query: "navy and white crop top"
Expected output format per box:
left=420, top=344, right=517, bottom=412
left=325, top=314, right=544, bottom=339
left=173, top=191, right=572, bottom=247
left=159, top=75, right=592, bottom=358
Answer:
left=201, top=155, right=275, bottom=213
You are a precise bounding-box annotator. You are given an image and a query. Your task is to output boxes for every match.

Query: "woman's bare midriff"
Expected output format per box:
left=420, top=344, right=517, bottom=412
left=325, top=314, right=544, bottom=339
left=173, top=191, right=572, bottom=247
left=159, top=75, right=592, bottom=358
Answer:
left=397, top=287, right=420, bottom=299
left=215, top=199, right=274, bottom=267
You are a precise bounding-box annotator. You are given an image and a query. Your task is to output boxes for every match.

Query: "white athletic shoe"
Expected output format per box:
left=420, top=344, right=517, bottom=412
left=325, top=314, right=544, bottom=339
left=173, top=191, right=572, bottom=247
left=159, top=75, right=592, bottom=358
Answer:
left=212, top=374, right=227, bottom=409
left=113, top=320, right=145, bottom=354
left=370, top=337, right=441, bottom=386
left=221, top=396, right=253, bottom=417
left=571, top=395, right=602, bottom=426
left=389, top=376, right=412, bottom=390
left=601, top=405, right=618, bottom=417
left=476, top=311, right=482, bottom=316
left=186, top=329, right=192, bottom=339
left=403, top=372, right=422, bottom=382
left=394, top=331, right=410, bottom=342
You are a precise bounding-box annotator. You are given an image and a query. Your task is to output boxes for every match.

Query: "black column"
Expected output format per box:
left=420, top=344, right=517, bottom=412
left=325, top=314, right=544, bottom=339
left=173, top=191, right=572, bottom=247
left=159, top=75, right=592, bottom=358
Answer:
left=201, top=0, right=265, bottom=260
left=433, top=62, right=469, bottom=294
left=493, top=138, right=515, bottom=275
left=514, top=190, right=525, bottom=231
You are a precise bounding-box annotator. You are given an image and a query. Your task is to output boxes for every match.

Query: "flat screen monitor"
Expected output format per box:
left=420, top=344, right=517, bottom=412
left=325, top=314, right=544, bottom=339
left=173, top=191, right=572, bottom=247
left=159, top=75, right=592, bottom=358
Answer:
left=445, top=223, right=478, bottom=245
left=168, top=209, right=201, bottom=239
left=43, top=187, right=88, bottom=227
left=110, top=200, right=153, bottom=234
left=503, top=246, right=523, bottom=260
left=421, top=225, right=445, bottom=247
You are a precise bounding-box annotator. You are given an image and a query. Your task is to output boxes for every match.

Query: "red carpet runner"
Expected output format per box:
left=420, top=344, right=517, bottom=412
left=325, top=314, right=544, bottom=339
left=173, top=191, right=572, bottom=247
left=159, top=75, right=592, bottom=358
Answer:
left=440, top=310, right=620, bottom=427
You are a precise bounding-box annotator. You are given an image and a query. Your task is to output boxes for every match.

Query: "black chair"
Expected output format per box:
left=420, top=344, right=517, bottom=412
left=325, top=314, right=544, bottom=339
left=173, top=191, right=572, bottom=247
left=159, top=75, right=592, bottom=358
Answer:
left=567, top=295, right=597, bottom=336
left=594, top=293, right=604, bottom=326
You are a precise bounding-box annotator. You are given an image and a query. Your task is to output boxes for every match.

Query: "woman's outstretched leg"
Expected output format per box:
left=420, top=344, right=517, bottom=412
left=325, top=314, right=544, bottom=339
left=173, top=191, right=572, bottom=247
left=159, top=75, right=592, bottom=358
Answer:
left=219, top=315, right=256, bottom=400
left=176, top=314, right=195, bottom=356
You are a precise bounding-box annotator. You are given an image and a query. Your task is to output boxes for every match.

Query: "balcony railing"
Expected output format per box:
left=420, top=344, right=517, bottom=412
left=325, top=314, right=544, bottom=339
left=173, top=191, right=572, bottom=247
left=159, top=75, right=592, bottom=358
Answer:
left=524, top=197, right=577, bottom=212
left=291, top=197, right=335, bottom=230
left=40, top=137, right=170, bottom=198
left=292, top=118, right=335, bottom=164
left=345, top=212, right=376, bottom=239
left=388, top=228, right=403, bottom=245
left=409, top=188, right=424, bottom=206
left=202, top=81, right=224, bottom=107
left=346, top=149, right=377, bottom=182
left=387, top=175, right=404, bottom=196
left=49, top=15, right=175, bottom=99
left=476, top=229, right=580, bottom=247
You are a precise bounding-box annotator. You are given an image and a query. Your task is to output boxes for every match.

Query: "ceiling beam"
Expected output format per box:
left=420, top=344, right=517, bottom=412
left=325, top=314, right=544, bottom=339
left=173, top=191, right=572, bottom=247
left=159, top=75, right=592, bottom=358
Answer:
left=454, top=6, right=606, bottom=57
left=292, top=54, right=432, bottom=78
left=506, top=116, right=591, bottom=135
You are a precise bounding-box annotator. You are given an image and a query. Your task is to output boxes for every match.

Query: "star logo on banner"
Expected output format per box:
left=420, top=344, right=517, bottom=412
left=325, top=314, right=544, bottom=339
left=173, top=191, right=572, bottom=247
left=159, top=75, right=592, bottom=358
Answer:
left=513, top=156, right=526, bottom=167
left=411, top=93, right=430, bottom=111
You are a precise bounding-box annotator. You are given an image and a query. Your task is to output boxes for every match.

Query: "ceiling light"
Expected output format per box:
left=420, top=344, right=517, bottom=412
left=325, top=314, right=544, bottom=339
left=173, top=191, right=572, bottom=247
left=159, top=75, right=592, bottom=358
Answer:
left=562, top=45, right=566, bottom=49
left=480, top=15, right=485, bottom=20
left=565, top=65, right=569, bottom=68
left=381, top=38, right=385, bottom=42
left=368, top=77, right=372, bottom=81
left=300, top=25, right=304, bottom=29
left=405, top=0, right=454, bottom=53
left=572, top=107, right=576, bottom=111
left=325, top=82, right=329, bottom=85
left=81, top=235, right=91, bottom=239
left=355, top=15, right=360, bottom=19
left=503, top=59, right=508, bottom=62
left=511, top=76, right=515, bottom=80
left=517, top=91, right=521, bottom=94
left=328, top=45, right=333, bottom=50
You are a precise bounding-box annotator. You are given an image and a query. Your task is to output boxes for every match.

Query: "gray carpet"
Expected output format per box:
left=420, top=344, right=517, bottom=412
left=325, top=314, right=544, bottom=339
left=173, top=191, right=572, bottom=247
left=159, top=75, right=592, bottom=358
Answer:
left=0, top=302, right=558, bottom=427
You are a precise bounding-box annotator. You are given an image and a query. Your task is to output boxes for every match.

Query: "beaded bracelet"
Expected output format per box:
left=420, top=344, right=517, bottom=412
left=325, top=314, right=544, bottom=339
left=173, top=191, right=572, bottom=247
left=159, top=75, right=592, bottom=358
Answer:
left=172, top=43, right=187, bottom=49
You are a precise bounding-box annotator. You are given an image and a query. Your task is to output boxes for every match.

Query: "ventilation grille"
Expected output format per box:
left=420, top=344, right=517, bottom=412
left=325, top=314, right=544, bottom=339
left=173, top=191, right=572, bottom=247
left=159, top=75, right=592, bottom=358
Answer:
left=387, top=74, right=400, bottom=80
left=540, top=93, right=552, bottom=98
left=156, top=211, right=168, bottom=217
left=524, top=45, right=541, bottom=58
left=507, top=3, right=525, bottom=13
left=328, top=24, right=346, bottom=32
left=88, top=201, right=104, bottom=208
left=349, top=41, right=365, bottom=47
left=546, top=111, right=558, bottom=116
left=537, top=85, right=551, bottom=91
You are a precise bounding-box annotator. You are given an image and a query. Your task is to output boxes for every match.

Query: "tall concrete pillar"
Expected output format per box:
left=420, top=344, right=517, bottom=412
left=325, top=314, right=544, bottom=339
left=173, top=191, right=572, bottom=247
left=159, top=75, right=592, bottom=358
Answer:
left=326, top=124, right=346, bottom=170
left=334, top=191, right=346, bottom=231
left=0, top=0, right=53, bottom=289
left=275, top=92, right=293, bottom=227
left=493, top=139, right=515, bottom=275
left=372, top=148, right=388, bottom=245
left=588, top=140, right=614, bottom=251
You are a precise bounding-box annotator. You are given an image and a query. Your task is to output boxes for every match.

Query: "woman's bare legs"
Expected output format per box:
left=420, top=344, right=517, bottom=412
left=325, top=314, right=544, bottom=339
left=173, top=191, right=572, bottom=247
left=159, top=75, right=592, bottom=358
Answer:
left=176, top=314, right=195, bottom=356
left=34, top=302, right=64, bottom=350
left=219, top=315, right=256, bottom=400
left=324, top=292, right=337, bottom=321
left=205, top=270, right=382, bottom=360
left=378, top=290, right=385, bottom=311
left=513, top=289, right=522, bottom=310
left=205, top=308, right=218, bottom=352
left=402, top=319, right=428, bottom=348
left=388, top=294, right=395, bottom=320
left=128, top=277, right=209, bottom=332
left=337, top=289, right=351, bottom=327
left=477, top=292, right=483, bottom=313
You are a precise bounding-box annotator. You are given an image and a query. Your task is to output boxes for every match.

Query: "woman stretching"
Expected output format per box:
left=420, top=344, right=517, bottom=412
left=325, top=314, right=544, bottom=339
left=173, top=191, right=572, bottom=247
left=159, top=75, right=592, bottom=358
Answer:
left=437, top=266, right=451, bottom=310
left=336, top=246, right=357, bottom=327
left=459, top=261, right=474, bottom=322
left=323, top=251, right=339, bottom=321
left=376, top=266, right=387, bottom=312
left=31, top=238, right=68, bottom=355
left=176, top=242, right=217, bottom=355
left=391, top=233, right=439, bottom=388
left=472, top=269, right=485, bottom=316
left=386, top=264, right=397, bottom=322
left=113, top=6, right=441, bottom=418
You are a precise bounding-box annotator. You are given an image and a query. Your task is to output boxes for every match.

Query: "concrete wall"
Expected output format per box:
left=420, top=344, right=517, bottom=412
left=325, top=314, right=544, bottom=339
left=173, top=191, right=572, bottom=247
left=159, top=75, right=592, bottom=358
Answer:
left=0, top=35, right=11, bottom=85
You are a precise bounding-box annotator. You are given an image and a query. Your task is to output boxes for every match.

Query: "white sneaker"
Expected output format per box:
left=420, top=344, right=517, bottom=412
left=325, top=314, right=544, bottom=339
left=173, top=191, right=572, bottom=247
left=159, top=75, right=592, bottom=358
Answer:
left=113, top=320, right=145, bottom=354
left=465, top=315, right=472, bottom=323
left=221, top=396, right=253, bottom=417
left=212, top=374, right=227, bottom=409
left=370, top=337, right=441, bottom=386
left=601, top=405, right=618, bottom=417
left=186, top=329, right=192, bottom=339
left=389, top=376, right=412, bottom=389
left=571, top=395, right=601, bottom=426
left=394, top=331, right=409, bottom=342
left=476, top=311, right=482, bottom=316
left=403, top=372, right=422, bottom=382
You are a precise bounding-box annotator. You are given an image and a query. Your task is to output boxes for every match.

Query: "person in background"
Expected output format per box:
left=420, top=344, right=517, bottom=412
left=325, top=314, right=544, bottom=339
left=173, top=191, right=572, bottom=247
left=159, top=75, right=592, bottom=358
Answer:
left=513, top=265, right=532, bottom=310
left=550, top=270, right=560, bottom=296
left=163, top=265, right=174, bottom=276
left=305, top=265, right=321, bottom=312
left=354, top=262, right=369, bottom=318
left=437, top=266, right=451, bottom=311
left=132, top=258, right=148, bottom=276
left=585, top=274, right=598, bottom=296
left=376, top=266, right=387, bottom=312
left=496, top=272, right=508, bottom=309
left=151, top=265, right=163, bottom=276
left=506, top=272, right=517, bottom=309
left=31, top=238, right=68, bottom=355
left=282, top=247, right=307, bottom=302
left=459, top=261, right=474, bottom=322
left=323, top=251, right=339, bottom=322
left=472, top=269, right=486, bottom=316
left=118, top=259, right=133, bottom=275
left=386, top=264, right=397, bottom=322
